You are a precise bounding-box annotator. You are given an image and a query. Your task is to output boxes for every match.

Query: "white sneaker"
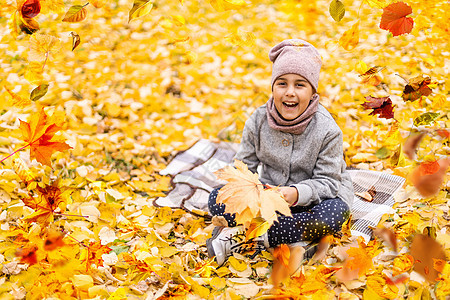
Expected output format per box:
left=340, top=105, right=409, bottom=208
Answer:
left=206, top=226, right=267, bottom=266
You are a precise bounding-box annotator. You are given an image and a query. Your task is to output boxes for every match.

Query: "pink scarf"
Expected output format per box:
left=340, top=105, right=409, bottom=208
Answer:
left=266, top=93, right=319, bottom=135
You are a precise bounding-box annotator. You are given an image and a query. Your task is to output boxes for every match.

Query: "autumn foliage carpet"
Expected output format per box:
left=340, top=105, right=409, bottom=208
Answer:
left=0, top=0, right=449, bottom=299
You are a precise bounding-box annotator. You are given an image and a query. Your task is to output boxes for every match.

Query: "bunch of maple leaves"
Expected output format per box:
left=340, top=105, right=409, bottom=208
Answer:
left=0, top=0, right=449, bottom=299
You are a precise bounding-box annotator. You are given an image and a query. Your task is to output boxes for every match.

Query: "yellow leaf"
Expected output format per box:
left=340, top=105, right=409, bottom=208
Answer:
left=90, top=0, right=108, bottom=8
left=40, top=0, right=65, bottom=14
left=215, top=160, right=291, bottom=227
left=228, top=256, right=247, bottom=272
left=366, top=275, right=399, bottom=299
left=25, top=61, right=44, bottom=84
left=364, top=0, right=390, bottom=8
left=71, top=274, right=93, bottom=291
left=210, top=277, right=226, bottom=290
left=62, top=5, right=88, bottom=22
left=4, top=85, right=32, bottom=108
left=225, top=29, right=256, bottom=48
left=356, top=60, right=368, bottom=74
left=128, top=0, right=153, bottom=23
left=210, top=0, right=246, bottom=11
left=159, top=246, right=179, bottom=257
left=28, top=33, right=61, bottom=63
left=245, top=217, right=270, bottom=241
left=339, top=22, right=359, bottom=51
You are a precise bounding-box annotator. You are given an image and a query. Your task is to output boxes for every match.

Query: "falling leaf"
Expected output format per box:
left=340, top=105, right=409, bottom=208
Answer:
left=373, top=227, right=397, bottom=251
left=409, top=234, right=446, bottom=282
left=28, top=33, right=61, bottom=72
left=70, top=32, right=81, bottom=51
left=90, top=0, right=108, bottom=8
left=30, top=83, right=49, bottom=101
left=16, top=244, right=39, bottom=265
left=329, top=0, right=345, bottom=22
left=409, top=158, right=449, bottom=197
left=225, top=29, right=256, bottom=48
left=128, top=0, right=153, bottom=23
left=209, top=0, right=247, bottom=12
left=273, top=244, right=290, bottom=268
left=245, top=217, right=270, bottom=241
left=4, top=85, right=32, bottom=108
left=339, top=21, right=359, bottom=50
left=364, top=0, right=390, bottom=8
left=12, top=154, right=36, bottom=183
left=402, top=75, right=433, bottom=101
left=214, top=160, right=291, bottom=227
left=43, top=227, right=65, bottom=251
left=403, top=132, right=426, bottom=160
left=62, top=5, right=88, bottom=22
left=271, top=244, right=305, bottom=286
left=436, top=129, right=450, bottom=139
left=379, top=2, right=414, bottom=37
left=413, top=112, right=439, bottom=127
left=357, top=64, right=384, bottom=86
left=310, top=235, right=333, bottom=262
left=19, top=108, right=72, bottom=166
left=21, top=0, right=41, bottom=18
left=361, top=96, right=395, bottom=119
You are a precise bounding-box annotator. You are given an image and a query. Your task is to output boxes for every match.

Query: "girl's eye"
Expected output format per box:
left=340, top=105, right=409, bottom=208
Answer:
left=277, top=82, right=286, bottom=85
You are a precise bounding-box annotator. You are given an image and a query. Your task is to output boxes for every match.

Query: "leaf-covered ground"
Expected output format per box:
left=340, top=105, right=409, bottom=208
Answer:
left=0, top=0, right=449, bottom=299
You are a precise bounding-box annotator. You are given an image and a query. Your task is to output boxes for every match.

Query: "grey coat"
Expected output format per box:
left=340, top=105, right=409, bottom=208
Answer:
left=235, top=104, right=354, bottom=208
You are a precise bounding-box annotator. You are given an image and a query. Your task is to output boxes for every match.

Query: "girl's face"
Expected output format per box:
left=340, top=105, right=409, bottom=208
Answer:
left=272, top=74, right=314, bottom=120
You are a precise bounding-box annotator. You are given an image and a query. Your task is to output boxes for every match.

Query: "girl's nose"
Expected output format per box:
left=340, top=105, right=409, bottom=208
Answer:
left=286, top=85, right=295, bottom=96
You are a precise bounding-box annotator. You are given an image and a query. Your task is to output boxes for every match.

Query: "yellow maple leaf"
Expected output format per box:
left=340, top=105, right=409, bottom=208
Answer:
left=214, top=160, right=292, bottom=227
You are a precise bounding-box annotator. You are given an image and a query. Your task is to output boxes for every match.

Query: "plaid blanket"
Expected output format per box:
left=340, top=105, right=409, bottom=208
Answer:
left=155, top=139, right=405, bottom=242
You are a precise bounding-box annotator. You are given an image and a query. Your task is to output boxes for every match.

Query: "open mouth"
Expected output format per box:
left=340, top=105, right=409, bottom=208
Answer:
left=283, top=102, right=298, bottom=108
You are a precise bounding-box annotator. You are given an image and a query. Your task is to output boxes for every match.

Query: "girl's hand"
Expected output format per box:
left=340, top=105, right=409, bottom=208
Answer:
left=267, top=185, right=298, bottom=206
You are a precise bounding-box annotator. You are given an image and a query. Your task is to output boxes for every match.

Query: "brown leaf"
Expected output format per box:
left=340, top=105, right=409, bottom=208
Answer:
left=21, top=0, right=41, bottom=18
left=70, top=32, right=81, bottom=51
left=402, top=75, right=433, bottom=102
left=361, top=96, right=395, bottom=119
left=409, top=158, right=450, bottom=197
left=409, top=234, right=446, bottom=282
left=211, top=215, right=228, bottom=227
left=403, top=132, right=426, bottom=160
left=373, top=227, right=397, bottom=252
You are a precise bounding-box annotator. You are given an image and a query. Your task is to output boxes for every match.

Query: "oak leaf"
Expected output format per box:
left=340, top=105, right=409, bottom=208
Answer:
left=361, top=96, right=395, bottom=119
left=379, top=2, right=414, bottom=37
left=214, top=160, right=292, bottom=227
left=19, top=108, right=71, bottom=166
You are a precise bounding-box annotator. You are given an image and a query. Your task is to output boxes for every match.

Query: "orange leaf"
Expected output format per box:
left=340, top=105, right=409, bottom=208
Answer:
left=379, top=2, right=414, bottom=37
left=22, top=181, right=70, bottom=225
left=409, top=158, right=450, bottom=197
left=273, top=244, right=290, bottom=268
left=410, top=234, right=446, bottom=282
left=214, top=160, right=291, bottom=227
left=83, top=241, right=112, bottom=270
left=43, top=227, right=65, bottom=251
left=16, top=244, right=38, bottom=265
left=246, top=217, right=270, bottom=241
left=359, top=66, right=384, bottom=86
left=403, top=132, right=426, bottom=160
left=373, top=227, right=397, bottom=251
left=19, top=108, right=71, bottom=166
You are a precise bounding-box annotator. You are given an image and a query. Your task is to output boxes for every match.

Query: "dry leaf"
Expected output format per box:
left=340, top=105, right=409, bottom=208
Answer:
left=403, top=132, right=426, bottom=160
left=373, top=227, right=397, bottom=251
left=379, top=2, right=414, bottom=37
left=409, top=234, right=446, bottom=282
left=62, top=5, right=88, bottom=22
left=409, top=158, right=450, bottom=197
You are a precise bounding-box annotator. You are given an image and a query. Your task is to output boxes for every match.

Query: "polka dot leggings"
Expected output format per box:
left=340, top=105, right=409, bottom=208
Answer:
left=208, top=186, right=350, bottom=248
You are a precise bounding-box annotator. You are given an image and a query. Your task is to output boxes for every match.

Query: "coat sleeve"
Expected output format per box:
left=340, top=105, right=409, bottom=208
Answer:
left=234, top=115, right=260, bottom=174
left=291, top=128, right=344, bottom=206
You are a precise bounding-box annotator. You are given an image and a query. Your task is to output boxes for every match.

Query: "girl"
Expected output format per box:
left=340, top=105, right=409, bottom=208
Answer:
left=207, top=39, right=353, bottom=266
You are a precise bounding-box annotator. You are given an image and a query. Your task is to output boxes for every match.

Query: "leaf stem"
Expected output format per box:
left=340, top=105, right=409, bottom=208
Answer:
left=0, top=144, right=31, bottom=163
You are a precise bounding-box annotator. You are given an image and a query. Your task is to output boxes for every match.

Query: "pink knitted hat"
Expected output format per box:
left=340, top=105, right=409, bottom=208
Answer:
left=269, top=39, right=322, bottom=91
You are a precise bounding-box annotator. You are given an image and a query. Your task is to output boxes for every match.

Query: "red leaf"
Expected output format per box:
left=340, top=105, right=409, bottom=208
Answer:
left=16, top=244, right=38, bottom=265
left=21, top=0, right=41, bottom=18
left=380, top=2, right=414, bottom=37
left=361, top=96, right=395, bottom=119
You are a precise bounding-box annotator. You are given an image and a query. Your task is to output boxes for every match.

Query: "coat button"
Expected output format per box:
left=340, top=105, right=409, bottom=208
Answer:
left=282, top=139, right=290, bottom=147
